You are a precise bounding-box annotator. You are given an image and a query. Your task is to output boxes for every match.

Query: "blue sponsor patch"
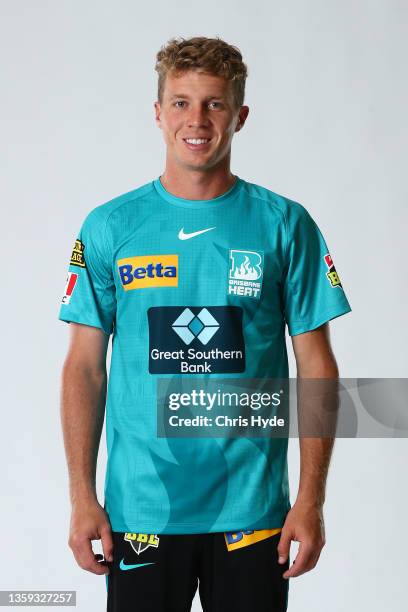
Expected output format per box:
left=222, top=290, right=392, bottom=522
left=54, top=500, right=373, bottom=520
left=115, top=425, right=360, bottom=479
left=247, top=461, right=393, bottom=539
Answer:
left=147, top=306, right=246, bottom=374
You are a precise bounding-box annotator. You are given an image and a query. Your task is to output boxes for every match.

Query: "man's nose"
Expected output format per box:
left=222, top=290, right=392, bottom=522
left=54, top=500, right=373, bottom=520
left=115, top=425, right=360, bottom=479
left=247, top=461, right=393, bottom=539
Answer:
left=187, top=105, right=210, bottom=127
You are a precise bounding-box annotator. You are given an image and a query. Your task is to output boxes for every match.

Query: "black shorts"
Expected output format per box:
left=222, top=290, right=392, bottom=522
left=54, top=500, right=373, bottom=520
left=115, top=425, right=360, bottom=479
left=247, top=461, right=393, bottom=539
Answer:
left=106, top=530, right=289, bottom=612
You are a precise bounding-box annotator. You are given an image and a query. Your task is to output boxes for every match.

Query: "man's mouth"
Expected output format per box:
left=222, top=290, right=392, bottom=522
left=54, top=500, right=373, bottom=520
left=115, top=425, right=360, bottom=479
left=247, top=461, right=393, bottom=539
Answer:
left=184, top=138, right=211, bottom=144
left=182, top=137, right=212, bottom=150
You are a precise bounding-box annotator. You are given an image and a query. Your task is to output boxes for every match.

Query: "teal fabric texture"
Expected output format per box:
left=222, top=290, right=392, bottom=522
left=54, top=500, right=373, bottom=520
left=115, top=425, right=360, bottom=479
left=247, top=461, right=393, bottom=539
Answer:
left=58, top=176, right=351, bottom=534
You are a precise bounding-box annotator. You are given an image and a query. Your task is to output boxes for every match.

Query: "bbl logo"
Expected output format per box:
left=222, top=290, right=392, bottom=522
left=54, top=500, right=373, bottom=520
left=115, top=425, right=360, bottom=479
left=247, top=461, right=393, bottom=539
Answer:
left=324, top=253, right=342, bottom=288
left=124, top=533, right=159, bottom=555
left=228, top=249, right=264, bottom=299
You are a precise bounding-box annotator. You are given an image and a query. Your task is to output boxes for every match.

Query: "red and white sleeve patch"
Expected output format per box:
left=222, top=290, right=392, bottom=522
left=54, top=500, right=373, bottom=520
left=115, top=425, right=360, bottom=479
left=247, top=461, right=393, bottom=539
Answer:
left=61, top=272, right=78, bottom=305
left=324, top=253, right=342, bottom=288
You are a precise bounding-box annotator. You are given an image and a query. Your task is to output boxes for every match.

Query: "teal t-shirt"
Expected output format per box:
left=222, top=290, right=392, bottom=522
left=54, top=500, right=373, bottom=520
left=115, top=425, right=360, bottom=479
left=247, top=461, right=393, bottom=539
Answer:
left=58, top=176, right=351, bottom=534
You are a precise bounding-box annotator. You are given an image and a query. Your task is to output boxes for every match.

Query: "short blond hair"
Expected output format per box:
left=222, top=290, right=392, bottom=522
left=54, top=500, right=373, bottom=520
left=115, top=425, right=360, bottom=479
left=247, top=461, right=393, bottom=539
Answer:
left=155, top=36, right=248, bottom=109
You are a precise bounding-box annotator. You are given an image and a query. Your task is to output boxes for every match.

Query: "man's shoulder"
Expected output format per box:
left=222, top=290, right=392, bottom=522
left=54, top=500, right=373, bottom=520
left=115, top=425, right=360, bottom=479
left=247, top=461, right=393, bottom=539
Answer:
left=85, top=180, right=156, bottom=225
left=241, top=177, right=310, bottom=222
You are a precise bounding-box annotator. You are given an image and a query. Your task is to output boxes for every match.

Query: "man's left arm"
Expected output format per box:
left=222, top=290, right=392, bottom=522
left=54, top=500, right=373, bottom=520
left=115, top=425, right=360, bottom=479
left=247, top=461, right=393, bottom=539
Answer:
left=277, top=322, right=339, bottom=579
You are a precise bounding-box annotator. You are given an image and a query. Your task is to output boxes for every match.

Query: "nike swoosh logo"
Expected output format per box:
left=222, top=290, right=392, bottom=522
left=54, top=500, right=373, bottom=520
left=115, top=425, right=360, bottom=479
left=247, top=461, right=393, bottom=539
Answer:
left=119, top=558, right=155, bottom=571
left=178, top=227, right=216, bottom=240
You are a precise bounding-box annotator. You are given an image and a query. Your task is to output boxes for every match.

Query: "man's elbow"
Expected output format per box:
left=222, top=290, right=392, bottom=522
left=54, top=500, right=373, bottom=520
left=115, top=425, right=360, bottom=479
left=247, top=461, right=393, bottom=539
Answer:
left=297, top=353, right=339, bottom=378
left=61, top=354, right=107, bottom=388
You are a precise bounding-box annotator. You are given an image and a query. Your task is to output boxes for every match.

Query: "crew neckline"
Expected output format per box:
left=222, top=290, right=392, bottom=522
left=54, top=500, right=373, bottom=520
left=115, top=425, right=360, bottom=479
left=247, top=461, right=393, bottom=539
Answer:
left=153, top=175, right=243, bottom=209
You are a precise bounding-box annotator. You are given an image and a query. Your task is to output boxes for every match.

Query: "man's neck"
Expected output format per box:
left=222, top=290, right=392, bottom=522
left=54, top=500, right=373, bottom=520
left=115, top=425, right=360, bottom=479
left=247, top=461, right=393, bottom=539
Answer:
left=159, top=165, right=237, bottom=201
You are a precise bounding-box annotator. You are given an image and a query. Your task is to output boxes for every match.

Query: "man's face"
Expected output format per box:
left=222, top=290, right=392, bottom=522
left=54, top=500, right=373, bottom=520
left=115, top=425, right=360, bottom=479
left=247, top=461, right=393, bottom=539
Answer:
left=154, top=70, right=249, bottom=172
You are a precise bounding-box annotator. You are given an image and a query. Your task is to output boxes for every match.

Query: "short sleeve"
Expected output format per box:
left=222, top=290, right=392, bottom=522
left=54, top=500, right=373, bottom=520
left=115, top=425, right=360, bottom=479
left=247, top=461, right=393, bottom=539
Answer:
left=282, top=202, right=351, bottom=336
left=58, top=207, right=116, bottom=335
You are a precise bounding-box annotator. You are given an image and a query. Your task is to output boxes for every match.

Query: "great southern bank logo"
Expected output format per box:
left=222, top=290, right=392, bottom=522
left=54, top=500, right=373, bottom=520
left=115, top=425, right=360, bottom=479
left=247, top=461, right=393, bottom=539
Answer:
left=228, top=249, right=264, bottom=299
left=147, top=306, right=245, bottom=374
left=172, top=308, right=219, bottom=346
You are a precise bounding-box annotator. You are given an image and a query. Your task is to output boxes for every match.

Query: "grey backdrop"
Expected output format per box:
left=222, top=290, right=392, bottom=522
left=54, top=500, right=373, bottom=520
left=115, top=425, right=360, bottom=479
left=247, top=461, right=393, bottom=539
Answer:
left=1, top=0, right=407, bottom=610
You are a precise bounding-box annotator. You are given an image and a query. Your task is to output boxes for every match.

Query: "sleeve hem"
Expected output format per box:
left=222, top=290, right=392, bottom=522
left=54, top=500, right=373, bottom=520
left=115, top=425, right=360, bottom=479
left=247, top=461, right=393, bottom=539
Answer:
left=287, top=305, right=352, bottom=336
left=59, top=313, right=112, bottom=336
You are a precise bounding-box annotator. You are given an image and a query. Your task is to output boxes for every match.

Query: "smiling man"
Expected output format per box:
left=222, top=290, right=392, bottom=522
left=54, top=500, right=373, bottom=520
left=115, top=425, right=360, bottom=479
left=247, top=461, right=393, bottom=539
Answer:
left=58, top=37, right=351, bottom=612
left=155, top=67, right=248, bottom=196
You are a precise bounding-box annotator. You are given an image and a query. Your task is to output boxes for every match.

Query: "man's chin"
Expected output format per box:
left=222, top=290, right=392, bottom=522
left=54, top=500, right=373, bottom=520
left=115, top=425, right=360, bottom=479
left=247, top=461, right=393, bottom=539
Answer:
left=177, top=157, right=215, bottom=172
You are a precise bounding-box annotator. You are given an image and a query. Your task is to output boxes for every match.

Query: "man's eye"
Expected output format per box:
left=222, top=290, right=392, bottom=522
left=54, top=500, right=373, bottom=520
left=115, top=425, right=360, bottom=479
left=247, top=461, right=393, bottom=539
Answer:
left=174, top=101, right=186, bottom=108
left=209, top=102, right=221, bottom=109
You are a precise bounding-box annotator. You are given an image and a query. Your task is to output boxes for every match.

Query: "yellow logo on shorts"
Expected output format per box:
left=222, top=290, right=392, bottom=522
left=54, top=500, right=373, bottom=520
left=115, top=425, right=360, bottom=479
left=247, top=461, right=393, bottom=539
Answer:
left=224, top=528, right=282, bottom=551
left=124, top=533, right=160, bottom=555
left=117, top=255, right=178, bottom=291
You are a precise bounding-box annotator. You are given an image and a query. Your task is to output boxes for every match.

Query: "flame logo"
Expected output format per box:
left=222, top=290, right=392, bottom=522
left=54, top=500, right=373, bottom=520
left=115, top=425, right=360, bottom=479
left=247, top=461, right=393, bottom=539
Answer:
left=232, top=255, right=259, bottom=280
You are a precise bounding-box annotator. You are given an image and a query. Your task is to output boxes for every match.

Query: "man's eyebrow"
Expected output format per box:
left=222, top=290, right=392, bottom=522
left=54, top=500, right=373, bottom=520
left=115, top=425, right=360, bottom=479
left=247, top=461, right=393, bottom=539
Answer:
left=169, top=93, right=226, bottom=100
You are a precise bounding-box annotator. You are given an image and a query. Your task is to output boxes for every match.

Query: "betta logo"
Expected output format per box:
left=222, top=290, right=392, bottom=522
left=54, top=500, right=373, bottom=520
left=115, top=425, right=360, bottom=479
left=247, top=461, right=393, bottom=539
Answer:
left=324, top=253, right=342, bottom=288
left=117, top=254, right=178, bottom=291
left=224, top=529, right=282, bottom=551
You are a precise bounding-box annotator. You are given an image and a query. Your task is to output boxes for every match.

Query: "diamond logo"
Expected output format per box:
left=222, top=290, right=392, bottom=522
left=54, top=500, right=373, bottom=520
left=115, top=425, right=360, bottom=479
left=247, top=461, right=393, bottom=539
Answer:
left=172, top=308, right=219, bottom=345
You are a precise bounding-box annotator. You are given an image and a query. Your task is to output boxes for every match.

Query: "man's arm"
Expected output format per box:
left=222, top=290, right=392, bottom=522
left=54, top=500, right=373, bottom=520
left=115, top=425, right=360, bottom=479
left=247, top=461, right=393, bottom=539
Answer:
left=60, top=322, right=113, bottom=575
left=277, top=322, right=338, bottom=579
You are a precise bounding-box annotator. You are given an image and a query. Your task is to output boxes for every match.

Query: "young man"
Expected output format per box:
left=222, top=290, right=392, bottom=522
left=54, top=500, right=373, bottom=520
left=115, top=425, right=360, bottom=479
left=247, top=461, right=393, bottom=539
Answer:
left=59, top=37, right=351, bottom=612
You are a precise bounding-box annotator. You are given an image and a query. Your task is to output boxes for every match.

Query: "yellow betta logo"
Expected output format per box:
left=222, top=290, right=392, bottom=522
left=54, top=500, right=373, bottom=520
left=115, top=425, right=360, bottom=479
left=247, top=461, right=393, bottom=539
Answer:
left=117, top=254, right=178, bottom=291
left=224, top=528, right=282, bottom=551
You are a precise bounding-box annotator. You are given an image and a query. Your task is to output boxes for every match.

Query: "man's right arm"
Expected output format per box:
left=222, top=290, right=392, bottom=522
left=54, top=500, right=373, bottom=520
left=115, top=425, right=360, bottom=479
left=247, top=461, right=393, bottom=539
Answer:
left=60, top=321, right=113, bottom=575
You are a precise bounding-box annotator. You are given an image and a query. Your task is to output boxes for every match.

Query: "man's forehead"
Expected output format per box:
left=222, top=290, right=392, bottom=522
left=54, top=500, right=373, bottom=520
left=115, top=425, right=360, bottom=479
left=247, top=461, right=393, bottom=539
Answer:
left=164, top=70, right=232, bottom=97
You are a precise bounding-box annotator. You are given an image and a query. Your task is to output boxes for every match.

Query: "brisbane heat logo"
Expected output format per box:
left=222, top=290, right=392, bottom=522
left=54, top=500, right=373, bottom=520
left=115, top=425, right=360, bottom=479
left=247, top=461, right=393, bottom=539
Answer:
left=228, top=249, right=264, bottom=299
left=324, top=253, right=342, bottom=288
left=117, top=255, right=178, bottom=291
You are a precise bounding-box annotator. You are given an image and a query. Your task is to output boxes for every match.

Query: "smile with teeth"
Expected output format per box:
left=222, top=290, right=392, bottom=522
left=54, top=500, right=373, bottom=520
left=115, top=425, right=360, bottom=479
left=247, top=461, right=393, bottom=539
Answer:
left=183, top=138, right=211, bottom=144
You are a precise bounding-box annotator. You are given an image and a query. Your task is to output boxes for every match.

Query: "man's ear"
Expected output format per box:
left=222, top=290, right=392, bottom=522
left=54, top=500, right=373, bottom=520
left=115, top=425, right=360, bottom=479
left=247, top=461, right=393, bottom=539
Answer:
left=235, top=105, right=249, bottom=133
left=154, top=101, right=162, bottom=128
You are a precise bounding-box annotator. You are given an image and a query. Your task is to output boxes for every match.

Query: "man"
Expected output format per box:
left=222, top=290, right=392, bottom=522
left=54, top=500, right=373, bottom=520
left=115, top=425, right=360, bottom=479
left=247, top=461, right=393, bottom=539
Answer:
left=59, top=36, right=351, bottom=612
